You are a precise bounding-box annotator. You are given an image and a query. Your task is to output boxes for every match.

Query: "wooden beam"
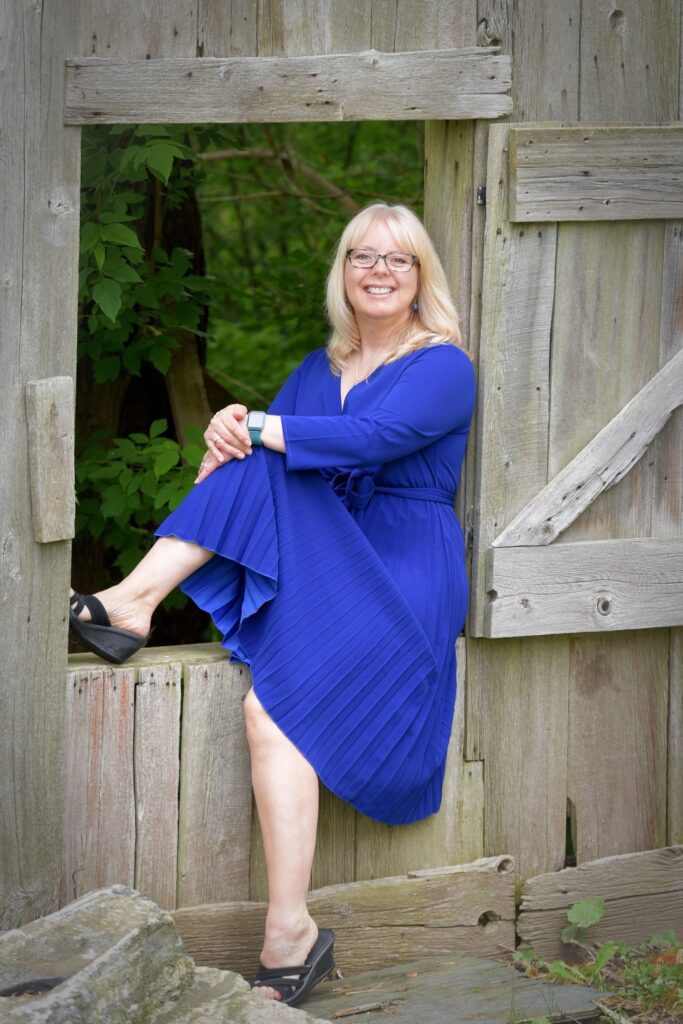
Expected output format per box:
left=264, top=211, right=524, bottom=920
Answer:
left=173, top=856, right=516, bottom=979
left=25, top=377, right=75, bottom=543
left=484, top=538, right=683, bottom=637
left=509, top=125, right=683, bottom=221
left=64, top=49, right=512, bottom=124
left=493, top=348, right=683, bottom=548
left=518, top=846, right=683, bottom=959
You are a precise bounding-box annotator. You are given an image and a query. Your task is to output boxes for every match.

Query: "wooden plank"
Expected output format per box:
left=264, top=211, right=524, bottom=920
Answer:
left=509, top=126, right=683, bottom=222
left=470, top=123, right=557, bottom=634
left=549, top=222, right=665, bottom=545
left=79, top=0, right=197, bottom=58
left=173, top=857, right=516, bottom=979
left=198, top=0, right=258, bottom=57
left=68, top=641, right=228, bottom=671
left=134, top=663, right=182, bottom=911
left=64, top=49, right=513, bottom=124
left=258, top=0, right=372, bottom=57
left=0, top=0, right=80, bottom=929
left=518, top=846, right=683, bottom=959
left=382, top=0, right=477, bottom=51
left=61, top=667, right=136, bottom=905
left=670, top=631, right=683, bottom=845
left=25, top=377, right=75, bottom=543
left=494, top=349, right=683, bottom=548
left=509, top=1, right=580, bottom=122
left=567, top=631, right=669, bottom=864
left=355, top=639, right=483, bottom=879
left=579, top=1, right=679, bottom=122
left=485, top=538, right=683, bottom=638
left=177, top=660, right=252, bottom=906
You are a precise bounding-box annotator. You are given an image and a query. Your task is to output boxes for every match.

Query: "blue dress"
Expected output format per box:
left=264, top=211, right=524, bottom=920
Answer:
left=156, top=343, right=475, bottom=825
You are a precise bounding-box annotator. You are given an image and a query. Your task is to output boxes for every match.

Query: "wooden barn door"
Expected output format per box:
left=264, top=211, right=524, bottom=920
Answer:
left=471, top=123, right=682, bottom=639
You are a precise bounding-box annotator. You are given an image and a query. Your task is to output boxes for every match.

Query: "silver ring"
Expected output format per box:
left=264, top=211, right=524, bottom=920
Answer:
left=213, top=435, right=221, bottom=444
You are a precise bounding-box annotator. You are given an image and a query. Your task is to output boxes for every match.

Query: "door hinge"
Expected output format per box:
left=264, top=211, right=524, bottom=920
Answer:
left=476, top=185, right=486, bottom=206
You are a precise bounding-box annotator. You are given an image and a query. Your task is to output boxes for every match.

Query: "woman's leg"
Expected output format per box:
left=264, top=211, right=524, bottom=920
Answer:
left=243, top=687, right=320, bottom=1001
left=71, top=537, right=213, bottom=637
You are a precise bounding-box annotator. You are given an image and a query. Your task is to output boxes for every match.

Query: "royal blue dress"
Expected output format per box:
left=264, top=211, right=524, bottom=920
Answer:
left=156, top=343, right=476, bottom=825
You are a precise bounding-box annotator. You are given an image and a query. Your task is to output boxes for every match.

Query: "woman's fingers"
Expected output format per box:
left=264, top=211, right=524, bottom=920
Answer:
left=194, top=450, right=230, bottom=484
left=204, top=404, right=252, bottom=462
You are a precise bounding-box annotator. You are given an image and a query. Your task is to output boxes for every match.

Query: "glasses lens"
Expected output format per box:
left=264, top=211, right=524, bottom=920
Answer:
left=386, top=253, right=415, bottom=272
left=349, top=249, right=377, bottom=268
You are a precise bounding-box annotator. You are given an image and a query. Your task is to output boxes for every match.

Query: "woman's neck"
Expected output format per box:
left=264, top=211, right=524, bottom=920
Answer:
left=356, top=317, right=408, bottom=355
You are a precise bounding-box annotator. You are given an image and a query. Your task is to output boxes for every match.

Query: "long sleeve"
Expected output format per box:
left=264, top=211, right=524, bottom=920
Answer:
left=281, top=344, right=475, bottom=470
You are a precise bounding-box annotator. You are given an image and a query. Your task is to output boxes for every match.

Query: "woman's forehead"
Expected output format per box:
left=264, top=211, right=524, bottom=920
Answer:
left=354, top=218, right=407, bottom=250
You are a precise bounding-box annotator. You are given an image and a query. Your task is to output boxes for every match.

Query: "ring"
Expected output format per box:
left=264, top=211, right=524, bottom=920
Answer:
left=213, top=435, right=221, bottom=444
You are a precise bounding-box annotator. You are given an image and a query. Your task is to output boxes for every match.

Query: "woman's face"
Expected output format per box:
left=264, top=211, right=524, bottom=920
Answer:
left=344, top=219, right=419, bottom=332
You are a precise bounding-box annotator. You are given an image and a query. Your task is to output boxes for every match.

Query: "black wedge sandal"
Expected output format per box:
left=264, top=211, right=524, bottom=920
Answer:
left=251, top=928, right=337, bottom=1007
left=69, top=591, right=148, bottom=664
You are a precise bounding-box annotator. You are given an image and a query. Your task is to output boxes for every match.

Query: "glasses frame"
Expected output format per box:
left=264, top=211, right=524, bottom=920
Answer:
left=346, top=248, right=419, bottom=272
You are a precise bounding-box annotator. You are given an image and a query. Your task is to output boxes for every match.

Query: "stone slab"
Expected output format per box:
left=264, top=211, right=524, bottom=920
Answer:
left=303, top=954, right=608, bottom=1024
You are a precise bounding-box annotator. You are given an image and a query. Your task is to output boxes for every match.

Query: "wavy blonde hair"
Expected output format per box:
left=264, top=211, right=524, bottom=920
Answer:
left=325, top=202, right=464, bottom=374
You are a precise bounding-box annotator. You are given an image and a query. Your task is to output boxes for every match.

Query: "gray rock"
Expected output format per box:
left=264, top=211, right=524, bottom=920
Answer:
left=0, top=888, right=329, bottom=1024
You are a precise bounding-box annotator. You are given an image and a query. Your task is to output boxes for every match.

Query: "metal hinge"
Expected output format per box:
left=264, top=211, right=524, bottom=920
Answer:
left=476, top=185, right=486, bottom=206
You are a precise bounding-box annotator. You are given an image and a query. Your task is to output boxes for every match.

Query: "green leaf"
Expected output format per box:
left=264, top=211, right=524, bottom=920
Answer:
left=100, top=223, right=143, bottom=249
left=567, top=898, right=605, bottom=930
left=102, top=255, right=142, bottom=283
left=94, top=355, right=121, bottom=383
left=128, top=432, right=149, bottom=444
left=140, top=471, right=158, bottom=497
left=101, top=490, right=127, bottom=518
left=148, top=345, right=173, bottom=374
left=122, top=346, right=142, bottom=375
left=560, top=924, right=578, bottom=944
left=154, top=449, right=180, bottom=478
left=146, top=144, right=177, bottom=183
left=591, top=940, right=619, bottom=975
left=546, top=960, right=586, bottom=984
left=99, top=211, right=138, bottom=224
left=181, top=443, right=205, bottom=468
left=80, top=222, right=101, bottom=252
left=149, top=418, right=167, bottom=438
left=92, top=279, right=122, bottom=322
left=153, top=480, right=181, bottom=508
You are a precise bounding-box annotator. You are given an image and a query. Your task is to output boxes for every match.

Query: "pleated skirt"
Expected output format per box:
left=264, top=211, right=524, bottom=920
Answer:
left=155, top=447, right=462, bottom=825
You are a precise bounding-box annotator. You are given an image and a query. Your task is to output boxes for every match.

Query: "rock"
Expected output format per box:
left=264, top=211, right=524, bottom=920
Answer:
left=0, top=888, right=329, bottom=1024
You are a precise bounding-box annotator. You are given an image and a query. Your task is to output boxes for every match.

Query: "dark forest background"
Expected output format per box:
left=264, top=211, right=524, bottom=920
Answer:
left=73, top=122, right=423, bottom=645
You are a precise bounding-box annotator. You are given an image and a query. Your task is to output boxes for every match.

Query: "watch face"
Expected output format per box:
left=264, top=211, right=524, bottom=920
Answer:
left=249, top=411, right=266, bottom=430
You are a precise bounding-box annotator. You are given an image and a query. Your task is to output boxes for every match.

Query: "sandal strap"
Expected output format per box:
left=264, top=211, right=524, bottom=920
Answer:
left=70, top=591, right=111, bottom=628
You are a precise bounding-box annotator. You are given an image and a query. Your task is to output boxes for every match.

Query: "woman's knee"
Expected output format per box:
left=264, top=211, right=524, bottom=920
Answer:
left=243, top=687, right=272, bottom=742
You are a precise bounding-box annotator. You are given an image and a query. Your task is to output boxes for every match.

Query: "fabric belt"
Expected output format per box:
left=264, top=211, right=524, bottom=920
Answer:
left=328, top=470, right=454, bottom=511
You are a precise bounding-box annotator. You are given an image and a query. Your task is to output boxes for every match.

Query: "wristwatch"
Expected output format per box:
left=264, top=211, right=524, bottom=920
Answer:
left=246, top=410, right=267, bottom=445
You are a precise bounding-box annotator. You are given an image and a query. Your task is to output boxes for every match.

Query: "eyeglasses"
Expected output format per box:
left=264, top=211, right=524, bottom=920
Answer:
left=346, top=248, right=418, bottom=272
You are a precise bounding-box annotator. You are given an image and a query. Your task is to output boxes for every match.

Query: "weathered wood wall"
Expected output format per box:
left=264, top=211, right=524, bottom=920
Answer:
left=3, top=0, right=682, bottom=928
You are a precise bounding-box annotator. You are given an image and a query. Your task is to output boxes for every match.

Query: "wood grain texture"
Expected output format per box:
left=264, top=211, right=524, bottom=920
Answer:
left=134, top=663, right=182, bottom=911
left=0, top=0, right=81, bottom=928
left=61, top=667, right=136, bottom=906
left=567, top=631, right=669, bottom=864
left=470, top=124, right=557, bottom=634
left=79, top=0, right=197, bottom=58
left=177, top=661, right=252, bottom=907
left=518, top=846, right=683, bottom=959
left=64, top=50, right=512, bottom=124
left=509, top=0, right=580, bottom=122
left=494, top=350, right=683, bottom=547
left=549, top=222, right=665, bottom=544
left=378, top=0, right=478, bottom=51
left=198, top=0, right=258, bottom=57
left=670, top=631, right=683, bottom=845
left=509, top=126, right=683, bottom=222
left=174, top=857, right=516, bottom=978
left=485, top=538, right=683, bottom=637
left=258, top=0, right=372, bottom=56
left=25, top=377, right=75, bottom=543
left=579, top=0, right=679, bottom=122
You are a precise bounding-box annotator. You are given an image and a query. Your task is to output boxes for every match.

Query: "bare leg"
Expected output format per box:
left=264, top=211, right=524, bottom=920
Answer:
left=243, top=688, right=319, bottom=1001
left=71, top=537, right=213, bottom=637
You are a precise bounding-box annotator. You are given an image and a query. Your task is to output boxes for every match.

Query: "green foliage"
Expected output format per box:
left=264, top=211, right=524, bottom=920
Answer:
left=76, top=421, right=204, bottom=579
left=79, top=124, right=213, bottom=379
left=513, top=899, right=682, bottom=1022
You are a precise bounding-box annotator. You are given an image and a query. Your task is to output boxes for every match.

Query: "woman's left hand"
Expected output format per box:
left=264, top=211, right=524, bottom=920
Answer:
left=204, top=404, right=252, bottom=463
left=194, top=449, right=227, bottom=484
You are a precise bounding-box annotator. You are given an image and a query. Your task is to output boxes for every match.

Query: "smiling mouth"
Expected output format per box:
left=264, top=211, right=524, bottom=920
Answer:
left=365, top=286, right=394, bottom=295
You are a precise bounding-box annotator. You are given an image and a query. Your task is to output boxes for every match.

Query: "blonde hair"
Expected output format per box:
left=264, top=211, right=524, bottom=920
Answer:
left=325, top=202, right=464, bottom=374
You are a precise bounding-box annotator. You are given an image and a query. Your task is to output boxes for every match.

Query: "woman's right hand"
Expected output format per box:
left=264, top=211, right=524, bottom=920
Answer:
left=203, top=404, right=252, bottom=463
left=194, top=449, right=228, bottom=484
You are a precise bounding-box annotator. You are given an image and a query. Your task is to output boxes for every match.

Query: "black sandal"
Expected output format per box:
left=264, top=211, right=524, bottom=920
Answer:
left=69, top=591, right=148, bottom=665
left=251, top=928, right=336, bottom=1007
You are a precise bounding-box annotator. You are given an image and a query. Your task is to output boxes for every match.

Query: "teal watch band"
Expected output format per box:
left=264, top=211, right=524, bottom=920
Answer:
left=247, top=410, right=267, bottom=445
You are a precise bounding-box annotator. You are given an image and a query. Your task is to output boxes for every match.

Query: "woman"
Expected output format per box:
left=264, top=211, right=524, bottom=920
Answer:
left=69, top=202, right=476, bottom=1006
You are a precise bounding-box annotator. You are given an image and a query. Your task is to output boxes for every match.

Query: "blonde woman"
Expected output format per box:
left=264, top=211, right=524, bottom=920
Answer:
left=70, top=203, right=476, bottom=1006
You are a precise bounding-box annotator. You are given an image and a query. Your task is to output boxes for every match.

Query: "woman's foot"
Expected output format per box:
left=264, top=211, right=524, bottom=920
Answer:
left=252, top=913, right=319, bottom=1002
left=69, top=586, right=151, bottom=639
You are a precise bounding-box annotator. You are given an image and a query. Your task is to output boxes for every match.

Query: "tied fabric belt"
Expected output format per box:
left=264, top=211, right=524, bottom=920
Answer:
left=329, top=470, right=454, bottom=512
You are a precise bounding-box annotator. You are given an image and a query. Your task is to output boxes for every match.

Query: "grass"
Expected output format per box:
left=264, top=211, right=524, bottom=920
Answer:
left=512, top=899, right=681, bottom=1024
